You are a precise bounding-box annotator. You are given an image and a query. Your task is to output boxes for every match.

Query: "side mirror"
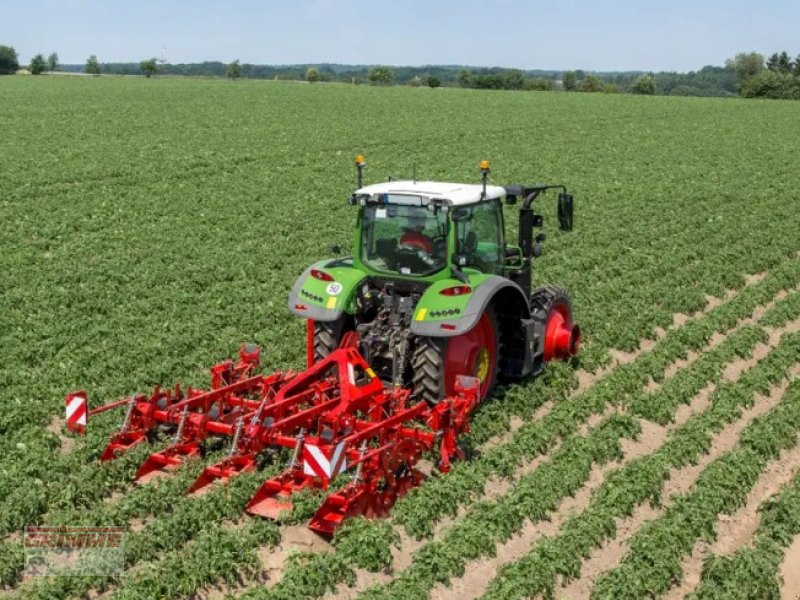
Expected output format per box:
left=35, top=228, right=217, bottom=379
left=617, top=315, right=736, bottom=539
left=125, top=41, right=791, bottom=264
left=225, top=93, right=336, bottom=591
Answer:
left=558, top=193, right=574, bottom=231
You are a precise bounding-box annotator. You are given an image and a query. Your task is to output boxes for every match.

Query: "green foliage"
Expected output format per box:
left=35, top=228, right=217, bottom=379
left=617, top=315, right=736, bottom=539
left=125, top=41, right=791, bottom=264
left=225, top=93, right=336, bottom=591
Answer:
left=482, top=333, right=800, bottom=600
left=726, top=51, right=765, bottom=91
left=562, top=70, right=577, bottom=91
left=457, top=68, right=471, bottom=87
left=305, top=66, right=321, bottom=83
left=602, top=82, right=620, bottom=93
left=407, top=75, right=421, bottom=87
left=426, top=74, right=441, bottom=88
left=577, top=74, right=603, bottom=92
left=593, top=376, right=800, bottom=599
left=84, top=54, right=101, bottom=75
left=3, top=78, right=800, bottom=598
left=630, top=73, right=656, bottom=95
left=139, top=57, right=158, bottom=78
left=28, top=53, right=47, bottom=75
left=0, top=44, right=19, bottom=74
left=503, top=69, right=526, bottom=90
left=47, top=51, right=58, bottom=72
left=741, top=69, right=800, bottom=99
left=227, top=59, right=241, bottom=80
left=368, top=65, right=393, bottom=84
left=526, top=77, right=554, bottom=91
left=766, top=51, right=793, bottom=74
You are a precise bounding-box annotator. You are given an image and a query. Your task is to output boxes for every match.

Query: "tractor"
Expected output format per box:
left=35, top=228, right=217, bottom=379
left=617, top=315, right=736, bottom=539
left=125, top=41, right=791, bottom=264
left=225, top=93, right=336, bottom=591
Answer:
left=64, top=157, right=580, bottom=534
left=290, top=156, right=580, bottom=403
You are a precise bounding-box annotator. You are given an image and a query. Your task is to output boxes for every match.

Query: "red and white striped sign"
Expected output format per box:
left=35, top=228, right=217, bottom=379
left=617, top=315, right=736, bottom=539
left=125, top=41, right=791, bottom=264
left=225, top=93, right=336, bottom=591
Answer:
left=65, top=392, right=88, bottom=434
left=303, top=441, right=347, bottom=481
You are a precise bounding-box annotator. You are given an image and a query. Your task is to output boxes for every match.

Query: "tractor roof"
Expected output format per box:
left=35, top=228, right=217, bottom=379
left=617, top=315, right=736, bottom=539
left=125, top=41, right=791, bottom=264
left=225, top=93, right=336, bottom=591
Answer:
left=355, top=180, right=506, bottom=206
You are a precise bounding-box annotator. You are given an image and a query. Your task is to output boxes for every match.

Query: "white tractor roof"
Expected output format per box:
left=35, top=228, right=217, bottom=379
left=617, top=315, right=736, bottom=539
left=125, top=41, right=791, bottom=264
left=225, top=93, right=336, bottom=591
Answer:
left=354, top=180, right=506, bottom=206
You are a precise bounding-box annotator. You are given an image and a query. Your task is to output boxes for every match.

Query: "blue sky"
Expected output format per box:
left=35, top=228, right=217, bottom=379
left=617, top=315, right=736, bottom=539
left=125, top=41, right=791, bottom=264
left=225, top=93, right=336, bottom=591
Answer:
left=2, top=0, right=798, bottom=71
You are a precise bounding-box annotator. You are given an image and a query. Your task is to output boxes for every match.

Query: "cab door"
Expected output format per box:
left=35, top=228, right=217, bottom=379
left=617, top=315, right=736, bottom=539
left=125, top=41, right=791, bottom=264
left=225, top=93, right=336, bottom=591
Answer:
left=454, top=200, right=504, bottom=274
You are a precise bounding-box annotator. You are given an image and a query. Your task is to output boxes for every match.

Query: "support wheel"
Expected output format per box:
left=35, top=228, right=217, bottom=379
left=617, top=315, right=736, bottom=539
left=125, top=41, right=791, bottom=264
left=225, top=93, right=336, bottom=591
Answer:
left=412, top=306, right=500, bottom=405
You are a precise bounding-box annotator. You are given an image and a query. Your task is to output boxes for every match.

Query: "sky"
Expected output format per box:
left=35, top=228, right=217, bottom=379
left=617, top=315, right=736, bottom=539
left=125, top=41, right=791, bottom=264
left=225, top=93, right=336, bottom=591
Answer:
left=2, top=0, right=799, bottom=72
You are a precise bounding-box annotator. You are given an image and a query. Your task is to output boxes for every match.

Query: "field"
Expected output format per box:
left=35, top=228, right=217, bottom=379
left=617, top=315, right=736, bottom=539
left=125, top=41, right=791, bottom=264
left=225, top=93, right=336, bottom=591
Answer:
left=2, top=76, right=800, bottom=599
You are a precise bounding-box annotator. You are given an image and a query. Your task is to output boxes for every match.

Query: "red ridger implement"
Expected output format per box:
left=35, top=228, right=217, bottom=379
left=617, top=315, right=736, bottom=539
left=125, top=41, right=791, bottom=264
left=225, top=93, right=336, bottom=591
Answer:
left=66, top=333, right=479, bottom=536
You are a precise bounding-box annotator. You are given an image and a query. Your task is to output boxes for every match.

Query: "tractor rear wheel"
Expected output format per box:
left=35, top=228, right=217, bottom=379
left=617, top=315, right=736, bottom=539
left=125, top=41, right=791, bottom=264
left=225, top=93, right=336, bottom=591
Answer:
left=312, top=319, right=345, bottom=363
left=412, top=307, right=499, bottom=405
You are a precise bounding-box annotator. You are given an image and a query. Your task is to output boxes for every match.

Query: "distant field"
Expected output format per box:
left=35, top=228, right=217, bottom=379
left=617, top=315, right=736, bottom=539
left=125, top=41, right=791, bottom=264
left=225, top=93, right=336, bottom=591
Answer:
left=1, top=76, right=800, bottom=599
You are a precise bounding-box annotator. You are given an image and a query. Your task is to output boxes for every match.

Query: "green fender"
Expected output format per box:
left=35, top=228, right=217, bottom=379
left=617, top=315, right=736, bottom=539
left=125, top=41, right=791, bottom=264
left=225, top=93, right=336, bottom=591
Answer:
left=287, top=259, right=367, bottom=322
left=409, top=274, right=531, bottom=337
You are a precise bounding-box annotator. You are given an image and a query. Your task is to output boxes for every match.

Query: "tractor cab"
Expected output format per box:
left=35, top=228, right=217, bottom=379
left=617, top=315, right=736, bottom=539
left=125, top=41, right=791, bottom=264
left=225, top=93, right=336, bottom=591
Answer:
left=351, top=181, right=508, bottom=280
left=288, top=156, right=579, bottom=404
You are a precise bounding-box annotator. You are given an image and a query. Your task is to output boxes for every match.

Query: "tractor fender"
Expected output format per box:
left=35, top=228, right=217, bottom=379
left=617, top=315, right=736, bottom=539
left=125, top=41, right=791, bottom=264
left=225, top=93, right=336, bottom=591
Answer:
left=288, top=259, right=367, bottom=322
left=410, top=275, right=530, bottom=337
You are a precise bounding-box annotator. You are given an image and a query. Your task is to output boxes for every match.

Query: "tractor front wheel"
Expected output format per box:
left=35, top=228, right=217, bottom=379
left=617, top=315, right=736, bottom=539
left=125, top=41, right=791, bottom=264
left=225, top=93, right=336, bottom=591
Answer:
left=530, top=285, right=581, bottom=362
left=412, top=307, right=499, bottom=405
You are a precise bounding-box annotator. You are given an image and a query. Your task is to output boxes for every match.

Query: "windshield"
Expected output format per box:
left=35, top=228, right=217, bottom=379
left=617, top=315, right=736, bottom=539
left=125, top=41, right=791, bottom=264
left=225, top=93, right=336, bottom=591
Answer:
left=360, top=198, right=448, bottom=276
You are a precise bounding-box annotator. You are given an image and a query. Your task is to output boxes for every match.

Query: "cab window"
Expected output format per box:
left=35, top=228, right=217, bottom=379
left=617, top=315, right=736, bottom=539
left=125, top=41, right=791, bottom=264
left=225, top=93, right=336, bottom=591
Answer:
left=454, top=201, right=503, bottom=274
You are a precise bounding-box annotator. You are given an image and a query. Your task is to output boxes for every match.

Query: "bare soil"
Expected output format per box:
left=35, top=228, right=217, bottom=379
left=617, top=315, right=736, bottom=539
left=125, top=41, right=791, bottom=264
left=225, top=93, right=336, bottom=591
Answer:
left=781, top=534, right=800, bottom=600
left=257, top=525, right=331, bottom=588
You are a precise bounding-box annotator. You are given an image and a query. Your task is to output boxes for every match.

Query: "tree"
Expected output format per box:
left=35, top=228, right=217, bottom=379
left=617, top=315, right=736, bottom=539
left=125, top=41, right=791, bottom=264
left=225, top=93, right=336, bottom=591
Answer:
left=740, top=70, right=800, bottom=99
left=368, top=66, right=393, bottom=85
left=457, top=68, right=471, bottom=88
left=306, top=67, right=321, bottom=83
left=47, top=52, right=58, bottom=72
left=766, top=51, right=792, bottom=74
left=84, top=55, right=101, bottom=75
left=630, top=73, right=656, bottom=95
left=426, top=74, right=441, bottom=88
left=795, top=55, right=800, bottom=76
left=504, top=69, right=525, bottom=90
left=227, top=60, right=241, bottom=80
left=140, top=58, right=158, bottom=78
left=577, top=74, right=603, bottom=92
left=0, top=45, right=19, bottom=75
left=562, top=71, right=577, bottom=91
left=29, top=54, right=47, bottom=75
left=525, top=77, right=553, bottom=91
left=725, top=52, right=764, bottom=91
left=407, top=75, right=421, bottom=87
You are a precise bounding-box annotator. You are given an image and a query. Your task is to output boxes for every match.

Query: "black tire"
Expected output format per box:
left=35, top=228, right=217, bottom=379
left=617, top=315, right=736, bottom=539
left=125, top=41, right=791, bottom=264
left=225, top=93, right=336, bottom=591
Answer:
left=411, top=336, right=446, bottom=406
left=530, top=285, right=574, bottom=321
left=312, top=319, right=345, bottom=363
left=411, top=306, right=500, bottom=406
left=530, top=285, right=576, bottom=370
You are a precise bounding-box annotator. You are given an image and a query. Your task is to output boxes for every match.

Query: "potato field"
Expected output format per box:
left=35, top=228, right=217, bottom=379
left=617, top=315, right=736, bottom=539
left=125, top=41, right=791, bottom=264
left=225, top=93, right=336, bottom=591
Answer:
left=2, top=76, right=800, bottom=599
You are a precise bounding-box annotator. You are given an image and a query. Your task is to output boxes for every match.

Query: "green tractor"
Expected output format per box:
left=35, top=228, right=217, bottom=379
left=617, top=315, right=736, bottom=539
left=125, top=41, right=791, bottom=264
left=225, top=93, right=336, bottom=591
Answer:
left=289, top=157, right=580, bottom=404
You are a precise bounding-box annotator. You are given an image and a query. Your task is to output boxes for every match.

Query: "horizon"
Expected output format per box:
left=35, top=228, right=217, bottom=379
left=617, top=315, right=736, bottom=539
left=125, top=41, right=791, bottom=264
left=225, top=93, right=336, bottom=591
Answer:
left=3, top=0, right=799, bottom=72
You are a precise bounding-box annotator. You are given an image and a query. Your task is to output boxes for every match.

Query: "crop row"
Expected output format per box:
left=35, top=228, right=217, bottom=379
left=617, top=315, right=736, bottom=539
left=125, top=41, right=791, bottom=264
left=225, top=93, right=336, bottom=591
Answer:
left=592, top=376, right=800, bottom=598
left=1, top=266, right=792, bottom=596
left=235, top=414, right=639, bottom=600
left=393, top=257, right=800, bottom=538
left=5, top=461, right=279, bottom=596
left=353, top=306, right=800, bottom=600
left=690, top=469, right=800, bottom=599
left=218, top=262, right=800, bottom=600
left=479, top=332, right=800, bottom=600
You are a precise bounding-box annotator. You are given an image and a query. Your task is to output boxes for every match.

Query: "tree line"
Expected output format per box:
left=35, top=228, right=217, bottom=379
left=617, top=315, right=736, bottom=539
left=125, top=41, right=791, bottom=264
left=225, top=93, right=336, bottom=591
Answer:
left=2, top=43, right=799, bottom=100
